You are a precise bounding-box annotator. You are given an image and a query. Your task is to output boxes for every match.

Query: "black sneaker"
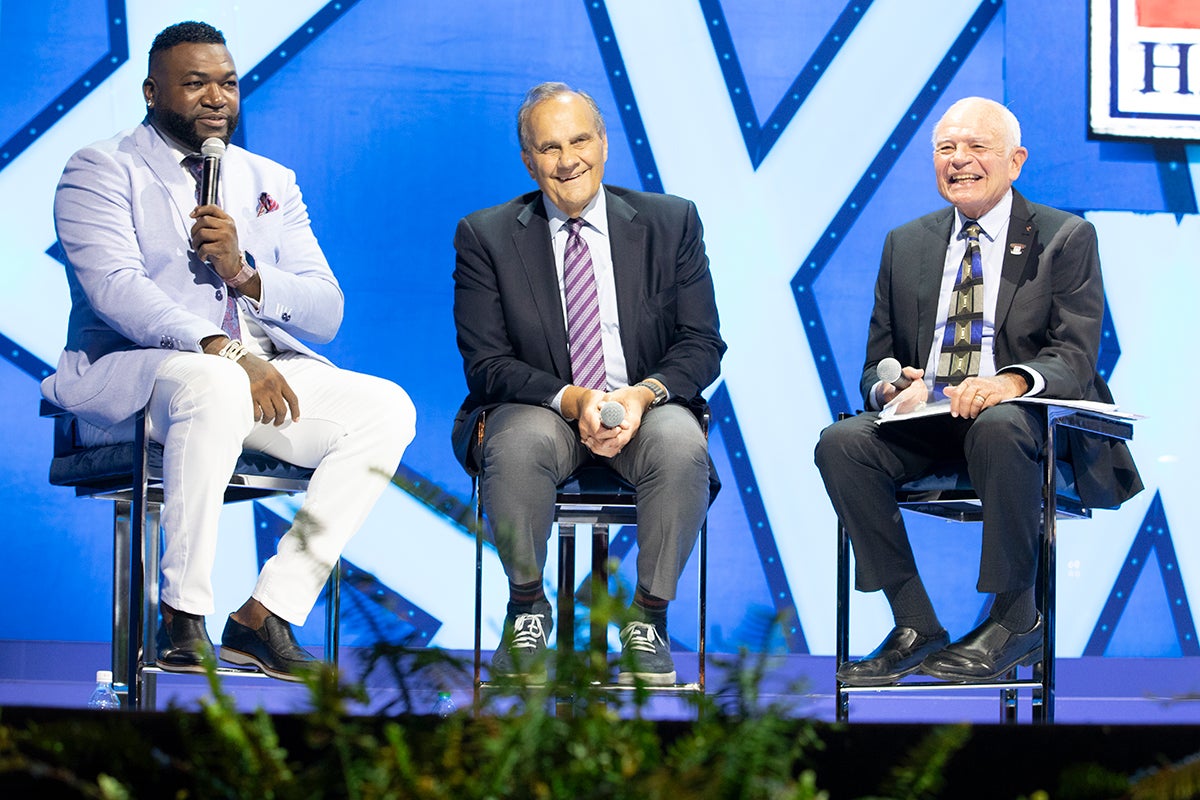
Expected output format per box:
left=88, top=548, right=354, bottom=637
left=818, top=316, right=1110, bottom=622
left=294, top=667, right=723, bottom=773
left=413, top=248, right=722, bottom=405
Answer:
left=617, top=620, right=676, bottom=686
left=490, top=601, right=552, bottom=680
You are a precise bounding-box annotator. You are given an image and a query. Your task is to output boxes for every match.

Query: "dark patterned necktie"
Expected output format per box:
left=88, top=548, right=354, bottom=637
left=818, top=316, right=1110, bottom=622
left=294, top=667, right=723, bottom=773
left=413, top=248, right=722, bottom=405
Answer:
left=933, top=221, right=984, bottom=396
left=563, top=218, right=606, bottom=390
left=183, top=154, right=240, bottom=341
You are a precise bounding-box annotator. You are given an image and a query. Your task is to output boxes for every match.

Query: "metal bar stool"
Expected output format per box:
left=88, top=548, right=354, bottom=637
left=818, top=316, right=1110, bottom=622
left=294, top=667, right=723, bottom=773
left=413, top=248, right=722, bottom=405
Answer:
left=835, top=404, right=1136, bottom=723
left=470, top=411, right=709, bottom=710
left=43, top=401, right=340, bottom=709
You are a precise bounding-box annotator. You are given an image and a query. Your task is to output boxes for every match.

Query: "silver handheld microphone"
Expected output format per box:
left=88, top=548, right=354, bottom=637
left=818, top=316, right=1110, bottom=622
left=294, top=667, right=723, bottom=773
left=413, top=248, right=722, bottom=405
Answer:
left=877, top=357, right=913, bottom=390
left=599, top=401, right=626, bottom=428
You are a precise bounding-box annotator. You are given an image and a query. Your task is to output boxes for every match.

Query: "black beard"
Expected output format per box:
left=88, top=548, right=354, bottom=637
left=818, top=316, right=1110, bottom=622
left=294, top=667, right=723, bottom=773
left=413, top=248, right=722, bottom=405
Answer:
left=150, top=106, right=239, bottom=152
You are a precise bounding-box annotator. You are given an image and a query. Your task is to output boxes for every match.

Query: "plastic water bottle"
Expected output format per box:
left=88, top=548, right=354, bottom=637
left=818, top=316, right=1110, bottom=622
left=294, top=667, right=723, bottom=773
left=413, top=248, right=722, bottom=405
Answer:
left=432, top=691, right=456, bottom=718
left=87, top=670, right=121, bottom=710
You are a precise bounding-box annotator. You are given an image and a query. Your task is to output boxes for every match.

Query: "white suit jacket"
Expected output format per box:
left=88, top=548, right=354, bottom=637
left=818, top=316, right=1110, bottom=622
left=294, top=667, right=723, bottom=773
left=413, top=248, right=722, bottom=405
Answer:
left=43, top=119, right=343, bottom=426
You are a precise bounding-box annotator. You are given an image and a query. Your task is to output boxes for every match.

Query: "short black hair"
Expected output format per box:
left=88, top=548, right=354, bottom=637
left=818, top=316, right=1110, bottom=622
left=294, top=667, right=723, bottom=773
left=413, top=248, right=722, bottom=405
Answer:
left=148, top=21, right=226, bottom=70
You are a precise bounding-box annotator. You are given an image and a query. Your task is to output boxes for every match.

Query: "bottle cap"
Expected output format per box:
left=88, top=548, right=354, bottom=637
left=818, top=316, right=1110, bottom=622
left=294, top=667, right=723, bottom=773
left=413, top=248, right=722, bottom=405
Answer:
left=437, top=691, right=451, bottom=699
left=96, top=670, right=113, bottom=683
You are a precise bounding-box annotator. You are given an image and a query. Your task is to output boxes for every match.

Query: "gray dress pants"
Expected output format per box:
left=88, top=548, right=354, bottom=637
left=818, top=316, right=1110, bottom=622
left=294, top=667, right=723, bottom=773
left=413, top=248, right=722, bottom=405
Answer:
left=477, top=402, right=709, bottom=601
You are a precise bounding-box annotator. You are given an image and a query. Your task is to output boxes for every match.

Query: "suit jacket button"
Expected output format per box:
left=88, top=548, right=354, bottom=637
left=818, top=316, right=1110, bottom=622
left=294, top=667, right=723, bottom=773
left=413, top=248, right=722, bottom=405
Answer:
left=281, top=311, right=291, bottom=322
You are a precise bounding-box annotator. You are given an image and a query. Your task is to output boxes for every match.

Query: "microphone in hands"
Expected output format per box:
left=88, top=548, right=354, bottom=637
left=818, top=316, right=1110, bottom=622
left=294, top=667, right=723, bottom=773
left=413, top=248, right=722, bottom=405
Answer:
left=599, top=400, right=625, bottom=428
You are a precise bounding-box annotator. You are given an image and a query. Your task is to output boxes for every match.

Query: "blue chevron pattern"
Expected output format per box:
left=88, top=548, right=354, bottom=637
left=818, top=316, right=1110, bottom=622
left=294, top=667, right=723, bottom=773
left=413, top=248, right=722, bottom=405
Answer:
left=0, top=1, right=127, bottom=172
left=0, top=0, right=1191, bottom=662
left=1085, top=492, right=1198, bottom=657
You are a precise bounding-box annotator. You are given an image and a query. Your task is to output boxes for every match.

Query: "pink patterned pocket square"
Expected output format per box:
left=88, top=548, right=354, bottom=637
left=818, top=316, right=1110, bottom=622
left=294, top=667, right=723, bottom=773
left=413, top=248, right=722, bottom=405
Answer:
left=256, top=192, right=280, bottom=216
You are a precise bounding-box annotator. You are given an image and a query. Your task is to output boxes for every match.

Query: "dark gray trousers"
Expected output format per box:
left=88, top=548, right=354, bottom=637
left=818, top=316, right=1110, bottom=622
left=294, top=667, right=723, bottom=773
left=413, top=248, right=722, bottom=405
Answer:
left=478, top=403, right=709, bottom=601
left=814, top=403, right=1045, bottom=595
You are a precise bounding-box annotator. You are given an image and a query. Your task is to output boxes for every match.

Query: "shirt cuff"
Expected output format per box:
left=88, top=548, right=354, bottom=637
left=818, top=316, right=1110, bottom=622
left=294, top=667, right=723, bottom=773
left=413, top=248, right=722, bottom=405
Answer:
left=868, top=380, right=885, bottom=411
left=549, top=385, right=567, bottom=415
left=999, top=365, right=1044, bottom=396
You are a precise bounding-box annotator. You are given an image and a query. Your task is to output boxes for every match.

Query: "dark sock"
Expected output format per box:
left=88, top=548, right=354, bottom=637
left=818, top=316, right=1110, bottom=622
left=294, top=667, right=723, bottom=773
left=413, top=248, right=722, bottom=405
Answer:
left=507, top=579, right=546, bottom=615
left=632, top=586, right=668, bottom=627
left=883, top=575, right=942, bottom=636
left=990, top=588, right=1037, bottom=632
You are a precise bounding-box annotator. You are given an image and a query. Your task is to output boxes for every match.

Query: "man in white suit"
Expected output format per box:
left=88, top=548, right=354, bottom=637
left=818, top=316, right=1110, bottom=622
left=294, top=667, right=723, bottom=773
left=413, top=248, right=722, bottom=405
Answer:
left=43, top=21, right=416, bottom=680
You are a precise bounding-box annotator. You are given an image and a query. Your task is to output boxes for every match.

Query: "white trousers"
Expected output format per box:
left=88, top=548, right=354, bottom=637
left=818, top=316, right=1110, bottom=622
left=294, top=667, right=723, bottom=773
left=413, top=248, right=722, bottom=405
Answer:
left=81, top=352, right=416, bottom=625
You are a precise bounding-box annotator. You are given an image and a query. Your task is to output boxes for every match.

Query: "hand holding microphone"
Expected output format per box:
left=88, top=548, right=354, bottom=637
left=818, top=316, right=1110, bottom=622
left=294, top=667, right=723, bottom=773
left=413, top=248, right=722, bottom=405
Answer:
left=198, top=137, right=225, bottom=207
left=876, top=357, right=929, bottom=415
left=876, top=357, right=914, bottom=390
left=190, top=137, right=244, bottom=283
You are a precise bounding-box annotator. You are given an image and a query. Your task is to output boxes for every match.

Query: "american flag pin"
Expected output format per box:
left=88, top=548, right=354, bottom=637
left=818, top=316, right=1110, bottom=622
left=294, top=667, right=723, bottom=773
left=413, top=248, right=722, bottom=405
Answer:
left=1009, top=243, right=1025, bottom=255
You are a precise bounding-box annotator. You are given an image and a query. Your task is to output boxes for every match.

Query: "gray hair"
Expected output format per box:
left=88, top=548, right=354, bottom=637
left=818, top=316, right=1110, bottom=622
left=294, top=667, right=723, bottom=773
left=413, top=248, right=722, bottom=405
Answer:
left=516, top=82, right=606, bottom=152
left=932, top=97, right=1022, bottom=151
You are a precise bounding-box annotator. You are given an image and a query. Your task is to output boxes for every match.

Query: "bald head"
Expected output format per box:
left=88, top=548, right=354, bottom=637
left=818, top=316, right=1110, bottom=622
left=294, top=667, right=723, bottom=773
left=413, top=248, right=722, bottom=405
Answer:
left=931, top=97, right=1027, bottom=220
left=933, top=97, right=1021, bottom=151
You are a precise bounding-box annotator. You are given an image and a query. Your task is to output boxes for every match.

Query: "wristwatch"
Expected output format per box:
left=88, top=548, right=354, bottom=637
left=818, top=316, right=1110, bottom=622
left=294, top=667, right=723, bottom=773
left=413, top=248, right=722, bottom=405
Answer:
left=635, top=380, right=667, bottom=408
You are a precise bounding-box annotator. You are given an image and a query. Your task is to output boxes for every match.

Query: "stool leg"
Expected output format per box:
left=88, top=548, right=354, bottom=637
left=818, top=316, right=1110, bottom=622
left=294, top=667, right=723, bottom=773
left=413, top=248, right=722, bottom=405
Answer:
left=141, top=504, right=162, bottom=711
left=1002, top=668, right=1018, bottom=724
left=324, top=559, right=341, bottom=665
left=558, top=523, right=577, bottom=655
left=698, top=518, right=707, bottom=695
left=473, top=483, right=484, bottom=711
left=835, top=520, right=851, bottom=722
left=557, top=523, right=578, bottom=717
left=590, top=524, right=609, bottom=658
left=112, top=501, right=133, bottom=707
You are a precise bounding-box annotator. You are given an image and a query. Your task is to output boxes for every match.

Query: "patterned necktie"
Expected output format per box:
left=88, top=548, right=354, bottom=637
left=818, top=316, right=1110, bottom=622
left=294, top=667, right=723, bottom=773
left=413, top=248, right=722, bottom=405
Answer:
left=563, top=218, right=606, bottom=390
left=933, top=221, right=984, bottom=396
left=183, top=154, right=240, bottom=341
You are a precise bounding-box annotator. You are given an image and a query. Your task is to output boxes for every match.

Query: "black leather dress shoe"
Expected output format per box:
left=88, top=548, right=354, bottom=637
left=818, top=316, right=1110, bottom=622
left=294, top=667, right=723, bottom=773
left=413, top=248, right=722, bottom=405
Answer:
left=220, top=614, right=317, bottom=682
left=921, top=615, right=1043, bottom=681
left=156, top=610, right=215, bottom=673
left=836, top=626, right=950, bottom=686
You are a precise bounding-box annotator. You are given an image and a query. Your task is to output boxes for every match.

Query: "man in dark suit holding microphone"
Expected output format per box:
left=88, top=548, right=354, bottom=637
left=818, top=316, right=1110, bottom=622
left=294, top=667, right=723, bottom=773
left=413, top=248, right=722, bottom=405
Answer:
left=815, top=97, right=1141, bottom=685
left=452, top=82, right=725, bottom=684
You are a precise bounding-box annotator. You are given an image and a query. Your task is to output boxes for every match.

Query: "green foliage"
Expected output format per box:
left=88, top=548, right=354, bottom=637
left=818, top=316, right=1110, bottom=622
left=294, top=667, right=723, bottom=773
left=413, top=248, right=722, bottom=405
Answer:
left=1128, top=752, right=1200, bottom=800
left=876, top=723, right=971, bottom=800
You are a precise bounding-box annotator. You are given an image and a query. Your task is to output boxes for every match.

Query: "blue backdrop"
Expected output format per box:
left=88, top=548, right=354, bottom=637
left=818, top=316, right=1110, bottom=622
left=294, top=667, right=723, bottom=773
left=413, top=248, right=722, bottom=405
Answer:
left=0, top=0, right=1193, bottom=661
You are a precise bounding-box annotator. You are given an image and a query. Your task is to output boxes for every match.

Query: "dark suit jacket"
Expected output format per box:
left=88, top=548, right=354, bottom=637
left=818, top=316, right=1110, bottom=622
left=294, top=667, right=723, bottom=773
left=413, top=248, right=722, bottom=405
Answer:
left=862, top=190, right=1142, bottom=508
left=451, top=185, right=726, bottom=473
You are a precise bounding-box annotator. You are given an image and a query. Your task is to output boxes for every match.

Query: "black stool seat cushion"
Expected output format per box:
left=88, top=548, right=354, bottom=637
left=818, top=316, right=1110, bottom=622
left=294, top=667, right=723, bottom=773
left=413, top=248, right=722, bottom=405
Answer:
left=557, top=465, right=637, bottom=499
left=899, top=459, right=1080, bottom=502
left=50, top=440, right=313, bottom=488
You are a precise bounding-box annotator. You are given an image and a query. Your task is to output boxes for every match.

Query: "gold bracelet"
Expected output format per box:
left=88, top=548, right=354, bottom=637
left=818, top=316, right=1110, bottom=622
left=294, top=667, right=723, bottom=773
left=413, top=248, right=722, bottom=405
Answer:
left=216, top=339, right=248, bottom=363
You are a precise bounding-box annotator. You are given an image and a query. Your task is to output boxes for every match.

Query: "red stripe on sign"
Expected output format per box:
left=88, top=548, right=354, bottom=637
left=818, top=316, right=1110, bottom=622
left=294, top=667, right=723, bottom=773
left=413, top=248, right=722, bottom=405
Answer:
left=1138, top=0, right=1200, bottom=28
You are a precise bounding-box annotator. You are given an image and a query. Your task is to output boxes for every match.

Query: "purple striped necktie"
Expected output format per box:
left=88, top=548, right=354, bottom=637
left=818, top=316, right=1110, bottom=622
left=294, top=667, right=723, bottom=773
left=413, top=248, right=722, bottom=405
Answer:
left=563, top=218, right=606, bottom=390
left=184, top=154, right=240, bottom=341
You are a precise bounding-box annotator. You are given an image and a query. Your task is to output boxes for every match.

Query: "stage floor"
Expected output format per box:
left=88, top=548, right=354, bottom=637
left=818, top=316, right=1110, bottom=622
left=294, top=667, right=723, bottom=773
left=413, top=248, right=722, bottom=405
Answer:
left=2, top=640, right=1198, bottom=725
